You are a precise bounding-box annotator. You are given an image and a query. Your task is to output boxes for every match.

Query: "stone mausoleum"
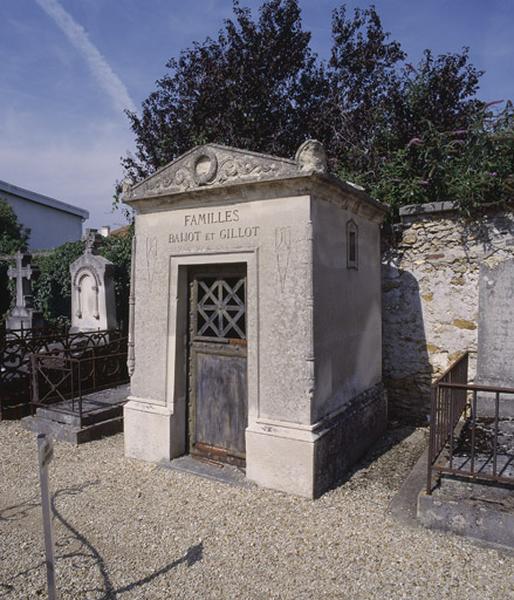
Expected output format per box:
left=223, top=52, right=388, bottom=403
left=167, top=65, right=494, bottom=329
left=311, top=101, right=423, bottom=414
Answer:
left=122, top=141, right=387, bottom=498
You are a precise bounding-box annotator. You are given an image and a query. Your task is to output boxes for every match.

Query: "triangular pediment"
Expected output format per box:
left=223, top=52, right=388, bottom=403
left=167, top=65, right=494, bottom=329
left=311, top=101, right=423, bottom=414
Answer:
left=124, top=142, right=327, bottom=201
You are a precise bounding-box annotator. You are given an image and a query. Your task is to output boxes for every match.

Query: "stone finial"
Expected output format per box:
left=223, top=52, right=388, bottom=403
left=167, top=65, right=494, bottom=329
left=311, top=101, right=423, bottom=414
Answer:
left=121, top=177, right=133, bottom=195
left=295, top=140, right=328, bottom=174
left=83, top=229, right=100, bottom=254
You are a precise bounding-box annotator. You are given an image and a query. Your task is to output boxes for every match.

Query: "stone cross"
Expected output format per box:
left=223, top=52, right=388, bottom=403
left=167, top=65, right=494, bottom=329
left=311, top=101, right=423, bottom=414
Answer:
left=83, top=229, right=100, bottom=254
left=7, top=251, right=34, bottom=309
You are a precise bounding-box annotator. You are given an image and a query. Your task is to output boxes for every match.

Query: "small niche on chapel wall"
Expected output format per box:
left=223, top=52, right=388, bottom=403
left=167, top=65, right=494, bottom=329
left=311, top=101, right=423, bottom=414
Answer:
left=346, top=219, right=358, bottom=269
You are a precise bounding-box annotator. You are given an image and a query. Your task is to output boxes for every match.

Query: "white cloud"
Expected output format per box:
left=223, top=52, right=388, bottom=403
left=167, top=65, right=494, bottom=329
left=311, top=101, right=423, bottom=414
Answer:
left=35, top=0, right=136, bottom=114
left=0, top=108, right=133, bottom=229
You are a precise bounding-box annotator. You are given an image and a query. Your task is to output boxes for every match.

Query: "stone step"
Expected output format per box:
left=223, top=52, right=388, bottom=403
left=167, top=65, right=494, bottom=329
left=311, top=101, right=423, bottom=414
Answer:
left=35, top=403, right=123, bottom=427
left=418, top=487, right=514, bottom=550
left=0, top=402, right=30, bottom=421
left=21, top=414, right=123, bottom=445
left=440, top=474, right=514, bottom=499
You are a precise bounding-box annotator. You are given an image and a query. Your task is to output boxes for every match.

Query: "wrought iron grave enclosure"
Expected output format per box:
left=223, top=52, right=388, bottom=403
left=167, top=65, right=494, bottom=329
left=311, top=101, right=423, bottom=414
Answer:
left=0, top=326, right=127, bottom=420
left=428, top=351, right=514, bottom=493
left=30, top=335, right=128, bottom=427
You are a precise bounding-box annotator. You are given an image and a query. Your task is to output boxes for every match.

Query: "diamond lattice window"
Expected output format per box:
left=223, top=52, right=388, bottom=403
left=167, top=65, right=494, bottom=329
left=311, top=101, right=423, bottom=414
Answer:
left=195, top=276, right=246, bottom=340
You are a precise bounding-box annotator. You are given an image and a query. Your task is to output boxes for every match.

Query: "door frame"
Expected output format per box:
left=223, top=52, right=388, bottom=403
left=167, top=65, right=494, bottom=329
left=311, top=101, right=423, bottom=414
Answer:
left=187, top=263, right=248, bottom=465
left=164, top=250, right=259, bottom=459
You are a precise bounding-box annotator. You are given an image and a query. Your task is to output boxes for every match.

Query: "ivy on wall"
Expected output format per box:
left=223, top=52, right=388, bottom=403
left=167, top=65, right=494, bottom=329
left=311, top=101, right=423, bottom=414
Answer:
left=96, top=228, right=133, bottom=330
left=31, top=241, right=83, bottom=326
left=30, top=226, right=134, bottom=329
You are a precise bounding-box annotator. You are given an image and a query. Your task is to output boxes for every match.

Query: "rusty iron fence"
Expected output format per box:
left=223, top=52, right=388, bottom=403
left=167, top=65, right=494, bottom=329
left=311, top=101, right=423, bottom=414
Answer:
left=0, top=323, right=67, bottom=341
left=427, top=351, right=514, bottom=493
left=0, top=327, right=126, bottom=419
left=30, top=338, right=128, bottom=426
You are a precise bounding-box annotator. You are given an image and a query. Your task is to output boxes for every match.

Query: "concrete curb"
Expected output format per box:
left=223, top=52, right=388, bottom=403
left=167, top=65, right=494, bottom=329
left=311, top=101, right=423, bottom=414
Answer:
left=388, top=447, right=428, bottom=528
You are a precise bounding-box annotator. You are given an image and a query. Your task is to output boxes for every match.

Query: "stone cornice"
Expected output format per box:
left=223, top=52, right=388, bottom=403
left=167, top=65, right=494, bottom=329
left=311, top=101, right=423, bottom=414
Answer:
left=123, top=142, right=388, bottom=223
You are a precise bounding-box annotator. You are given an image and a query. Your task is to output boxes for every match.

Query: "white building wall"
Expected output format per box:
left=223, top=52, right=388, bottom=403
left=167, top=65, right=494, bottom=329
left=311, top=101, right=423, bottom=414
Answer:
left=1, top=189, right=85, bottom=249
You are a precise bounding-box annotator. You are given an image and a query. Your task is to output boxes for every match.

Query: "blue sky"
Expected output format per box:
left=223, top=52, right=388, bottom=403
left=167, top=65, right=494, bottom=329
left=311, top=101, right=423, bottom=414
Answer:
left=1, top=0, right=513, bottom=230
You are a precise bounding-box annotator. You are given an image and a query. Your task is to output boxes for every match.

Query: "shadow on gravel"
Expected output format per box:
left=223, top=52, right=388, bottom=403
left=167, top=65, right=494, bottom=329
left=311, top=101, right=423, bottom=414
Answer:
left=0, top=494, right=40, bottom=523
left=51, top=481, right=203, bottom=599
left=1, top=480, right=203, bottom=599
left=325, top=424, right=422, bottom=494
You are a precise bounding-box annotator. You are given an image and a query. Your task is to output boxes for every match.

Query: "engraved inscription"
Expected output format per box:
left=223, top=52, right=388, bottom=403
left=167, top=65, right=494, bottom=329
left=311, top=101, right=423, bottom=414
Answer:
left=184, top=210, right=239, bottom=227
left=168, top=209, right=260, bottom=244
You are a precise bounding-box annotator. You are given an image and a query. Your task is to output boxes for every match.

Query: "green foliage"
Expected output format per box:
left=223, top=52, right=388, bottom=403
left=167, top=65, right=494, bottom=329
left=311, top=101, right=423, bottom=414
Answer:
left=343, top=101, right=514, bottom=219
left=122, top=0, right=327, bottom=183
left=120, top=1, right=503, bottom=219
left=0, top=200, right=30, bottom=319
left=446, top=102, right=514, bottom=213
left=97, top=227, right=134, bottom=330
left=0, top=199, right=29, bottom=254
left=32, top=241, right=84, bottom=325
left=31, top=227, right=134, bottom=327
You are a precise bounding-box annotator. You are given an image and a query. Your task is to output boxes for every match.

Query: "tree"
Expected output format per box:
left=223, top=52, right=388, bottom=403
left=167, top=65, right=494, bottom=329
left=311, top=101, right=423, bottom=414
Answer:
left=320, top=4, right=405, bottom=172
left=0, top=199, right=29, bottom=255
left=323, top=8, right=484, bottom=184
left=388, top=48, right=484, bottom=149
left=0, top=200, right=29, bottom=319
left=362, top=101, right=514, bottom=217
left=122, top=1, right=506, bottom=218
left=123, top=0, right=326, bottom=183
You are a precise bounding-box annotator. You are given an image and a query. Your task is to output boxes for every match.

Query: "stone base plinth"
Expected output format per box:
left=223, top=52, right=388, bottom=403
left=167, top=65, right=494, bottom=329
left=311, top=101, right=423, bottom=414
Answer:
left=247, top=383, right=387, bottom=498
left=418, top=477, right=514, bottom=550
left=6, top=307, right=44, bottom=331
left=124, top=399, right=184, bottom=463
left=22, top=415, right=123, bottom=444
left=125, top=385, right=386, bottom=498
left=246, top=425, right=317, bottom=497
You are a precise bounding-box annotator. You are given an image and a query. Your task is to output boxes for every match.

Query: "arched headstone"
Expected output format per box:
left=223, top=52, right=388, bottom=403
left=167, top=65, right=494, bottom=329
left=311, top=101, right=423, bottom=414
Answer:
left=70, top=230, right=117, bottom=332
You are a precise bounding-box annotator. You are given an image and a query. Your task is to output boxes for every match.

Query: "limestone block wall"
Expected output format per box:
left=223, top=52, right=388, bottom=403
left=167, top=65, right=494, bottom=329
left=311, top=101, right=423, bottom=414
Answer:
left=382, top=202, right=514, bottom=422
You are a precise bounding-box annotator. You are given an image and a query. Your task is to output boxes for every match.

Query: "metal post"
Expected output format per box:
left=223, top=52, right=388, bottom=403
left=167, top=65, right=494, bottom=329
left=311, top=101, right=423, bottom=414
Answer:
left=31, top=353, right=38, bottom=416
left=427, top=386, right=436, bottom=495
left=37, top=433, right=58, bottom=600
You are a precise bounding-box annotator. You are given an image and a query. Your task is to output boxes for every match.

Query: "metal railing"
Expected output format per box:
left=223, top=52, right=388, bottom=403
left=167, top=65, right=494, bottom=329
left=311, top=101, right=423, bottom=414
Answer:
left=1, top=328, right=126, bottom=419
left=0, top=323, right=67, bottom=341
left=427, top=351, right=514, bottom=493
left=30, top=340, right=129, bottom=427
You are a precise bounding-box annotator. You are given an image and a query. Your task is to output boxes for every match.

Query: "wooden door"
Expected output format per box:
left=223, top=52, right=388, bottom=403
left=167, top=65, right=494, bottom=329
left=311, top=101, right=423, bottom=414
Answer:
left=188, top=265, right=247, bottom=466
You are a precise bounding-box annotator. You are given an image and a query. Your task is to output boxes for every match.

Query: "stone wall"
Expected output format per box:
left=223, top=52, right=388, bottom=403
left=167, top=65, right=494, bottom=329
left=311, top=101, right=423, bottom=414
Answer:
left=382, top=202, right=514, bottom=423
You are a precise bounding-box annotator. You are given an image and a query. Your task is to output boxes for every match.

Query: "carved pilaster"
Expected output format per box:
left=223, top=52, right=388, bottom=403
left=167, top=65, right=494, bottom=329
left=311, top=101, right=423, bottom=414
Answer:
left=127, top=234, right=136, bottom=377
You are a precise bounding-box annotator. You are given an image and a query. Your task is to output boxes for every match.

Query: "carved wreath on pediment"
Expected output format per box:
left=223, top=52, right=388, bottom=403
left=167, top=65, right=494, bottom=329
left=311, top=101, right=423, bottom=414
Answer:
left=140, top=151, right=287, bottom=194
left=217, top=157, right=281, bottom=183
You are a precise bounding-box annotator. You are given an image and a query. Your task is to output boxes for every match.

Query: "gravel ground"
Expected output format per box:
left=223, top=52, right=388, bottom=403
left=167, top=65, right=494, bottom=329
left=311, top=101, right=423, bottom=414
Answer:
left=0, top=421, right=512, bottom=600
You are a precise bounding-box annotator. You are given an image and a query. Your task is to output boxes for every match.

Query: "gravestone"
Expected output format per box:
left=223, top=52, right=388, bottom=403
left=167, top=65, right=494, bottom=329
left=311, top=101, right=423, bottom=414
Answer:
left=122, top=141, right=388, bottom=498
left=69, top=230, right=117, bottom=332
left=477, top=258, right=514, bottom=416
left=6, top=251, right=43, bottom=330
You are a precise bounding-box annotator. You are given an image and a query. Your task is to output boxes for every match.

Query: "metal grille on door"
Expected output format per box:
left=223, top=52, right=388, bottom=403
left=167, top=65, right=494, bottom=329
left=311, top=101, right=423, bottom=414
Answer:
left=195, top=276, right=246, bottom=340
